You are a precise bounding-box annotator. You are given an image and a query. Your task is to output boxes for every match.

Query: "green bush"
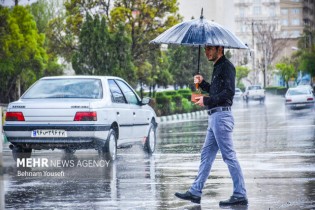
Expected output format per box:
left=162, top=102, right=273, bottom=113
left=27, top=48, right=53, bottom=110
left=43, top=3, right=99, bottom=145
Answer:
left=172, top=94, right=182, bottom=105
left=152, top=88, right=206, bottom=116
left=182, top=98, right=192, bottom=113
left=155, top=92, right=165, bottom=98
left=156, top=95, right=172, bottom=116
left=265, top=86, right=287, bottom=95
left=181, top=93, right=192, bottom=101
left=178, top=89, right=192, bottom=95
left=164, top=90, right=177, bottom=96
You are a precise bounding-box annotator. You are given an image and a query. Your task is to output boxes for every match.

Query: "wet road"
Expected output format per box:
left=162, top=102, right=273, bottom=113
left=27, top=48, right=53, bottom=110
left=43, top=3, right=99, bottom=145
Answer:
left=1, top=94, right=315, bottom=210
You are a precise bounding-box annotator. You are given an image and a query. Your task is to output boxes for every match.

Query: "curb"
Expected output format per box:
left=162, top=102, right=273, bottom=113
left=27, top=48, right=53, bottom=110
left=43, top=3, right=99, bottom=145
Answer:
left=157, top=110, right=208, bottom=123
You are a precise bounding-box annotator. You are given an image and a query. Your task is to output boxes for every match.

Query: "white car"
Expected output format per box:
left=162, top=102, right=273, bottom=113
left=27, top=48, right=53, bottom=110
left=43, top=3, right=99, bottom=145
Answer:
left=285, top=87, right=314, bottom=109
left=243, top=85, right=265, bottom=103
left=3, top=76, right=158, bottom=161
left=234, top=88, right=243, bottom=101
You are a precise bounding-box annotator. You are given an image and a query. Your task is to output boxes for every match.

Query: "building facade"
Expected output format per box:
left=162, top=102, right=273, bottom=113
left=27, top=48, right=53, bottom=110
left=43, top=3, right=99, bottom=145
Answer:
left=234, top=0, right=315, bottom=86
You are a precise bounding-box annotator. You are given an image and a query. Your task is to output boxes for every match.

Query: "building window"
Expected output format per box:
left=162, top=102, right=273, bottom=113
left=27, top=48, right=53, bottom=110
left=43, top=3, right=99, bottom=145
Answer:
left=281, top=19, right=288, bottom=26
left=281, top=9, right=288, bottom=15
left=240, top=8, right=245, bottom=17
left=241, top=25, right=247, bottom=33
left=291, top=0, right=300, bottom=2
left=281, top=31, right=288, bottom=38
left=270, top=8, right=276, bottom=17
left=291, top=31, right=301, bottom=37
left=291, top=8, right=300, bottom=14
left=292, top=19, right=300, bottom=25
left=253, top=6, right=261, bottom=15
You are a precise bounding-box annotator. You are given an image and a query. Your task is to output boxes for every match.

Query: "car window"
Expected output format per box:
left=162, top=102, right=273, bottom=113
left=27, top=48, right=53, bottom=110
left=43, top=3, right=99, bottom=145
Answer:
left=248, top=86, right=261, bottom=90
left=288, top=88, right=309, bottom=95
left=108, top=80, right=127, bottom=103
left=22, top=78, right=103, bottom=99
left=115, top=80, right=139, bottom=105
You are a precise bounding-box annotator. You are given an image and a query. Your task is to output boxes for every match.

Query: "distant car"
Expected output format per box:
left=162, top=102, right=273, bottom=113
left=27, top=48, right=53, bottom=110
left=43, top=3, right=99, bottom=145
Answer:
left=234, top=88, right=243, bottom=101
left=285, top=87, right=314, bottom=109
left=243, top=85, right=265, bottom=103
left=3, top=76, right=158, bottom=161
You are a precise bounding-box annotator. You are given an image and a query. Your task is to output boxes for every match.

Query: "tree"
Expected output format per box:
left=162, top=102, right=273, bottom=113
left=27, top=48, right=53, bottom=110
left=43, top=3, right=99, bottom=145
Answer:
left=254, top=21, right=289, bottom=87
left=110, top=0, right=181, bottom=93
left=235, top=66, right=250, bottom=89
left=72, top=14, right=136, bottom=85
left=147, top=48, right=173, bottom=97
left=298, top=49, right=315, bottom=78
left=30, top=0, right=62, bottom=34
left=29, top=0, right=64, bottom=77
left=297, top=28, right=315, bottom=79
left=46, top=0, right=113, bottom=62
left=0, top=6, right=49, bottom=102
left=110, top=0, right=180, bottom=65
left=275, top=61, right=296, bottom=88
left=167, top=46, right=212, bottom=90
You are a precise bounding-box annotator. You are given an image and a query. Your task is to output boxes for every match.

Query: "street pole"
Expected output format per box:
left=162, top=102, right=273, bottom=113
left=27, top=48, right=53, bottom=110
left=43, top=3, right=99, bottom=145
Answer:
left=264, top=47, right=267, bottom=88
left=251, top=21, right=256, bottom=84
left=0, top=106, right=2, bottom=167
left=0, top=106, right=3, bottom=210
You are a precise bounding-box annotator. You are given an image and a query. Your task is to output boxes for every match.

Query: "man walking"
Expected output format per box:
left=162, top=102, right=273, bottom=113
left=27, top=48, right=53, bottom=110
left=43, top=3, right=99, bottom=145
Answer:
left=175, top=45, right=248, bottom=206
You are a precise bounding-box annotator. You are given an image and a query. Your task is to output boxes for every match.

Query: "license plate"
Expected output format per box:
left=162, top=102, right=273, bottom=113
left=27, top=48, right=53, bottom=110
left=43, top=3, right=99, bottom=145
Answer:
left=32, top=130, right=67, bottom=137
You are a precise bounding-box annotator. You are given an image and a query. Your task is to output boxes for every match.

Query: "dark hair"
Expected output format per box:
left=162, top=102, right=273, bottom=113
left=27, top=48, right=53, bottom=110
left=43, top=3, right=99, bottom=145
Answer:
left=215, top=46, right=225, bottom=55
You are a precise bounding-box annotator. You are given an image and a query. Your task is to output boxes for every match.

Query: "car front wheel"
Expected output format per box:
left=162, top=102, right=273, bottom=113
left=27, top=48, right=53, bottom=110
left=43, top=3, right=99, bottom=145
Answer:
left=144, top=123, right=156, bottom=154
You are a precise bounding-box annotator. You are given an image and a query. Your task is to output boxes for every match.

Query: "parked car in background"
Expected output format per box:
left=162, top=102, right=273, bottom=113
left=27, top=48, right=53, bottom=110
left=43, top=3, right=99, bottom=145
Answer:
left=3, top=76, right=158, bottom=161
left=243, top=85, right=265, bottom=103
left=285, top=87, right=314, bottom=110
left=234, top=88, right=243, bottom=101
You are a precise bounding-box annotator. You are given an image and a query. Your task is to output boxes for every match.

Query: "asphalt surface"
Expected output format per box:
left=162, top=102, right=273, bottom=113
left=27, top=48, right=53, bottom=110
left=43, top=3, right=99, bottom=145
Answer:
left=1, top=94, right=315, bottom=210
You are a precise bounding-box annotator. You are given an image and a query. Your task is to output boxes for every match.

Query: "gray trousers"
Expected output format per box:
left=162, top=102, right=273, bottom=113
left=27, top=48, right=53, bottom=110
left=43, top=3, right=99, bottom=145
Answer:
left=189, top=110, right=247, bottom=197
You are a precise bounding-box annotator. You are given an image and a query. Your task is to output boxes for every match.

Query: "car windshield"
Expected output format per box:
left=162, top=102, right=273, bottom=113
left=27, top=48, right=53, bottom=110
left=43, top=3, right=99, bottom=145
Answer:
left=248, top=86, right=261, bottom=90
left=288, top=88, right=309, bottom=96
left=22, top=78, right=103, bottom=99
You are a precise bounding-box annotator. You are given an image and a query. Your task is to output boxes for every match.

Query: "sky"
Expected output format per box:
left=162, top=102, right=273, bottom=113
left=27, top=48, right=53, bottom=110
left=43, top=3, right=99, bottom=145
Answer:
left=0, top=0, right=37, bottom=6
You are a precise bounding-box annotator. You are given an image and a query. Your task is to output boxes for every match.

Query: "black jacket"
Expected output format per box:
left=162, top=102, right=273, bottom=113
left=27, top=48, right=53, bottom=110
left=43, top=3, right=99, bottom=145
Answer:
left=199, top=55, right=235, bottom=110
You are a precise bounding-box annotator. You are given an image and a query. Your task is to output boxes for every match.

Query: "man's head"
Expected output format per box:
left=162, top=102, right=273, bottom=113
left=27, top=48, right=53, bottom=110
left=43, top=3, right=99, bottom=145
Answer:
left=204, top=46, right=224, bottom=63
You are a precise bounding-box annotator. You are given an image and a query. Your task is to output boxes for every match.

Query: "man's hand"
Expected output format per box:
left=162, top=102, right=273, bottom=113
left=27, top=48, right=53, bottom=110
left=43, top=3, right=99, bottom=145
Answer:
left=194, top=75, right=203, bottom=84
left=194, top=96, right=205, bottom=107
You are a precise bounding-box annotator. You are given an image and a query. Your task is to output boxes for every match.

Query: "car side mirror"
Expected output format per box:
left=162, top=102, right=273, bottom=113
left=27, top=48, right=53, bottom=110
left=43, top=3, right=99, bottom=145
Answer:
left=141, top=97, right=151, bottom=105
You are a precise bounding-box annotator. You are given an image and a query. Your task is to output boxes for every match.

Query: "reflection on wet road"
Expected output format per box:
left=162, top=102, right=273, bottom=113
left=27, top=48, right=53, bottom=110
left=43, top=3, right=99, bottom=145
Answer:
left=1, top=94, right=315, bottom=209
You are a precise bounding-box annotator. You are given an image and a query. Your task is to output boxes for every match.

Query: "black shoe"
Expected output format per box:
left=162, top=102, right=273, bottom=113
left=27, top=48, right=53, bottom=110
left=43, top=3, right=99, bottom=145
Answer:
left=219, top=196, right=248, bottom=206
left=174, top=191, right=201, bottom=204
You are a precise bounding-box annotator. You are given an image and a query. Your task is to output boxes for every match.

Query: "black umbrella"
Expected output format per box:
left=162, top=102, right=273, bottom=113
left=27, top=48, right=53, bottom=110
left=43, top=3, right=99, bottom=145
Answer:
left=150, top=9, right=248, bottom=74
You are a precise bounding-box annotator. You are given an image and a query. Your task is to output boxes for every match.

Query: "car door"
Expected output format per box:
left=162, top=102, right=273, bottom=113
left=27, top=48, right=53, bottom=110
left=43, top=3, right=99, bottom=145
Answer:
left=115, top=80, right=149, bottom=139
left=108, top=79, right=133, bottom=140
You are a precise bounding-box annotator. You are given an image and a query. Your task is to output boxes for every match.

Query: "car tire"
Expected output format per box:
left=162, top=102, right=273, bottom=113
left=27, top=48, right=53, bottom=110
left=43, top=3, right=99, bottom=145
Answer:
left=64, top=148, right=76, bottom=155
left=12, top=147, right=32, bottom=161
left=101, top=129, right=117, bottom=161
left=245, top=96, right=249, bottom=103
left=144, top=122, right=156, bottom=154
left=260, top=97, right=265, bottom=104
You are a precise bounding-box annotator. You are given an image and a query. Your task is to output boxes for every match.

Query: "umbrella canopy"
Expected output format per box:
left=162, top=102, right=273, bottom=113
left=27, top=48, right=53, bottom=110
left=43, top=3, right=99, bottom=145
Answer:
left=150, top=17, right=248, bottom=49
